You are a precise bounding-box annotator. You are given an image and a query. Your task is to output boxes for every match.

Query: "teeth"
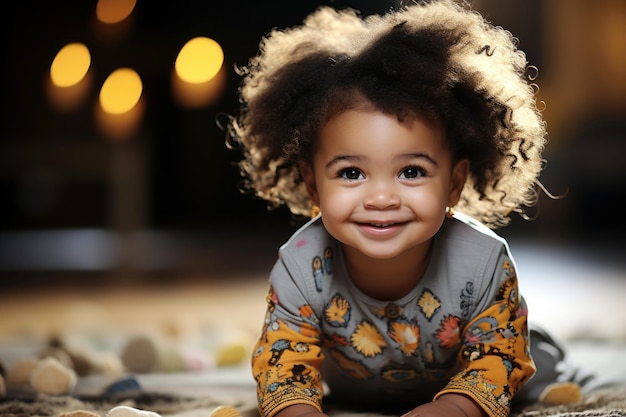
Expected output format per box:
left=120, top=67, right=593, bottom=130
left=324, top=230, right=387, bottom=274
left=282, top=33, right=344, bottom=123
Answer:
left=371, top=223, right=393, bottom=227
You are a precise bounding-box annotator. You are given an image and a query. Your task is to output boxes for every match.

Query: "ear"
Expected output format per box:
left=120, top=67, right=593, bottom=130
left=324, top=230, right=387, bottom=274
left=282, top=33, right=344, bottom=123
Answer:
left=299, top=160, right=320, bottom=205
left=448, top=159, right=469, bottom=207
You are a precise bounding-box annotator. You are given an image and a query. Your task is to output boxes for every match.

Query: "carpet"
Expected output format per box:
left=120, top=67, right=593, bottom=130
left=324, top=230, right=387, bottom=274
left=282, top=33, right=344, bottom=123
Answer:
left=0, top=391, right=257, bottom=417
left=511, top=385, right=626, bottom=417
left=1, top=384, right=625, bottom=417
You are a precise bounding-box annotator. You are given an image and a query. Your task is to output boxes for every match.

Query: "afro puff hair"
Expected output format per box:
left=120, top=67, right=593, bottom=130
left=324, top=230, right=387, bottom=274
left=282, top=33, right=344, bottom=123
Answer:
left=225, top=0, right=547, bottom=228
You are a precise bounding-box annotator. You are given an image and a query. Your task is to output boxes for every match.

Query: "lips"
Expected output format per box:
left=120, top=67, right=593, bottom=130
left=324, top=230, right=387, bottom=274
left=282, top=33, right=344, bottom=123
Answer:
left=362, top=220, right=405, bottom=227
left=369, top=222, right=396, bottom=228
left=356, top=221, right=407, bottom=237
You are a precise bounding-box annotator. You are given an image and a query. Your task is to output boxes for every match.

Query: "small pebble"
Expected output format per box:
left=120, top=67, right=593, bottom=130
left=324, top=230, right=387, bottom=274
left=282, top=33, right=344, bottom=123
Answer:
left=104, top=375, right=141, bottom=395
left=0, top=360, right=5, bottom=395
left=181, top=347, right=213, bottom=372
left=120, top=335, right=159, bottom=373
left=539, top=381, right=582, bottom=405
left=215, top=342, right=248, bottom=367
left=158, top=346, right=185, bottom=373
left=65, top=348, right=94, bottom=377
left=30, top=357, right=77, bottom=395
left=6, top=358, right=38, bottom=387
left=210, top=405, right=242, bottom=417
left=58, top=410, right=101, bottom=417
left=39, top=346, right=75, bottom=369
left=90, top=351, right=125, bottom=377
left=107, top=405, right=161, bottom=417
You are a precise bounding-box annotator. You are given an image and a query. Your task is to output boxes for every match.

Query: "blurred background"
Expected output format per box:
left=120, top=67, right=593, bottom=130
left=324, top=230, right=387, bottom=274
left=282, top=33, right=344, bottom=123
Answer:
left=0, top=0, right=625, bottom=347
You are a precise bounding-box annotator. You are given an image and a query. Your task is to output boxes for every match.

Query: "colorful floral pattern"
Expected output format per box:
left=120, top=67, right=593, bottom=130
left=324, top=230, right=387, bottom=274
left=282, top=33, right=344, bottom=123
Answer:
left=252, top=242, right=534, bottom=417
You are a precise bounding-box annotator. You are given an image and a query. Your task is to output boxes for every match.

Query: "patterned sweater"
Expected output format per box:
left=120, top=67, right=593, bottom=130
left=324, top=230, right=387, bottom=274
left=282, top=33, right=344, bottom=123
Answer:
left=251, top=213, right=536, bottom=417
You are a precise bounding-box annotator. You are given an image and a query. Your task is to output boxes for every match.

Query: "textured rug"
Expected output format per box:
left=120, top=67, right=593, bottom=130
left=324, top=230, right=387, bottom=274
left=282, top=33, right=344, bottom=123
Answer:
left=0, top=391, right=256, bottom=417
left=1, top=384, right=625, bottom=417
left=511, top=384, right=626, bottom=417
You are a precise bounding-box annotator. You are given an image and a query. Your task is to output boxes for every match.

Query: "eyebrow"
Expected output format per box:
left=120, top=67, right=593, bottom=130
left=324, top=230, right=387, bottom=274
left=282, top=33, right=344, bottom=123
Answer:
left=400, top=153, right=438, bottom=165
left=324, top=152, right=437, bottom=169
left=325, top=155, right=361, bottom=169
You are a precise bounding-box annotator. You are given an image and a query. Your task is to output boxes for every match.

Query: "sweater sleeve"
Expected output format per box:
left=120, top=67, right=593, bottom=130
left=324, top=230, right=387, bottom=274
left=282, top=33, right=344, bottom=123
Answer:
left=434, top=249, right=536, bottom=417
left=251, top=255, right=325, bottom=417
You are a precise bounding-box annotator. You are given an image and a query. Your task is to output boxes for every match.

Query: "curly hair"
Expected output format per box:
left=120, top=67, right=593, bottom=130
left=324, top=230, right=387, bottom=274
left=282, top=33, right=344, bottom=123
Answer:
left=225, top=0, right=547, bottom=228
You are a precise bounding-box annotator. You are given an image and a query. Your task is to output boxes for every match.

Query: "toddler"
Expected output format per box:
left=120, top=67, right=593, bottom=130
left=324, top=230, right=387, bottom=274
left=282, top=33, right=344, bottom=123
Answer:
left=224, top=1, right=590, bottom=417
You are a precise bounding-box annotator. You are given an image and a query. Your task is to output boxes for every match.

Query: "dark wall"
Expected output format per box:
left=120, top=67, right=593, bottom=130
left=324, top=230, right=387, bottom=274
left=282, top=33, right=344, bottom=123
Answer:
left=2, top=0, right=625, bottom=244
left=1, top=1, right=395, bottom=234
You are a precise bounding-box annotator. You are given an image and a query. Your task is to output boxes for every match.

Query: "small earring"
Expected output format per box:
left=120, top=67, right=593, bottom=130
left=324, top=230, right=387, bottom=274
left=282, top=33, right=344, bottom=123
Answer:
left=445, top=206, right=455, bottom=219
left=311, top=205, right=321, bottom=218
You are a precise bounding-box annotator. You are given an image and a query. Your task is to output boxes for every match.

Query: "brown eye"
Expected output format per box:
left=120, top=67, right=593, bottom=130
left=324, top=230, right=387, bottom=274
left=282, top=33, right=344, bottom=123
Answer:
left=399, top=166, right=424, bottom=179
left=339, top=168, right=363, bottom=180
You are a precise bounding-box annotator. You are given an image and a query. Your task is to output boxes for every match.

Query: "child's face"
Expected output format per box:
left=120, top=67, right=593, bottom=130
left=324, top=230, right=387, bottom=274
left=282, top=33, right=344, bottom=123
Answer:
left=301, top=109, right=468, bottom=261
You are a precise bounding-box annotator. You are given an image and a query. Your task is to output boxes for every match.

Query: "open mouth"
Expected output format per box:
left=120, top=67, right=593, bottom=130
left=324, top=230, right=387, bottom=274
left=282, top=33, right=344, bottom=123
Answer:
left=369, top=223, right=396, bottom=228
left=356, top=221, right=406, bottom=237
left=360, top=221, right=406, bottom=229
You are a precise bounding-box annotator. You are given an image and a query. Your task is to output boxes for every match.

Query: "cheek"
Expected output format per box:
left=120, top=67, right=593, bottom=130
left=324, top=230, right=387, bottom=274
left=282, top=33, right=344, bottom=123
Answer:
left=406, top=186, right=448, bottom=214
left=319, top=186, right=356, bottom=212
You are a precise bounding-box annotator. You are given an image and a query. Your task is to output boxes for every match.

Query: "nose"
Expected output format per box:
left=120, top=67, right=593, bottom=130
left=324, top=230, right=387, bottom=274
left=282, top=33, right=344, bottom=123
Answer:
left=363, top=181, right=400, bottom=210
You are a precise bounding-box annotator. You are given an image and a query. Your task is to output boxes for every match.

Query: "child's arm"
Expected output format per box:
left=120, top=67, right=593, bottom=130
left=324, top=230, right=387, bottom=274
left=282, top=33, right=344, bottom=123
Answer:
left=252, top=276, right=326, bottom=417
left=433, top=253, right=535, bottom=417
left=402, top=394, right=487, bottom=417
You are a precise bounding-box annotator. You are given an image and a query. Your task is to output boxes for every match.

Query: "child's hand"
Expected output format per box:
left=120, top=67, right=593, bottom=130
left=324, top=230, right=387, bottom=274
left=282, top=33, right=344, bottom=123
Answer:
left=274, top=404, right=328, bottom=417
left=401, top=394, right=486, bottom=417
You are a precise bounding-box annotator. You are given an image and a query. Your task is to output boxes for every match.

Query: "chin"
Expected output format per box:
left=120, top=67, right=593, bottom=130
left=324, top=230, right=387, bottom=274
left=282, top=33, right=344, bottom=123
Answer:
left=356, top=246, right=410, bottom=261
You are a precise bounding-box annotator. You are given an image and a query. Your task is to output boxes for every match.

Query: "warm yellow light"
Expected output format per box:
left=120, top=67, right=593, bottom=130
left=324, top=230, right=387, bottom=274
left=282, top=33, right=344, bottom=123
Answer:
left=50, top=43, right=91, bottom=88
left=96, top=0, right=137, bottom=24
left=95, top=96, right=144, bottom=141
left=172, top=64, right=227, bottom=109
left=175, top=37, right=224, bottom=84
left=99, top=68, right=143, bottom=114
left=46, top=71, right=92, bottom=112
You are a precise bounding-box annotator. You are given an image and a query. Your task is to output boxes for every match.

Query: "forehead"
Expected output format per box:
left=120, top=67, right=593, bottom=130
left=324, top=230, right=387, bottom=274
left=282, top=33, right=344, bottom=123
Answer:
left=317, top=109, right=447, bottom=155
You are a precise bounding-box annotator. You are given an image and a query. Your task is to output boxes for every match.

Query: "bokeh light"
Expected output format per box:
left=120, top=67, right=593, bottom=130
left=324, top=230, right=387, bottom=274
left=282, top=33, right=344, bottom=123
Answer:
left=172, top=62, right=228, bottom=108
left=50, top=43, right=91, bottom=88
left=175, top=37, right=224, bottom=84
left=99, top=68, right=143, bottom=115
left=46, top=71, right=93, bottom=112
left=95, top=96, right=145, bottom=141
left=96, top=0, right=137, bottom=24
